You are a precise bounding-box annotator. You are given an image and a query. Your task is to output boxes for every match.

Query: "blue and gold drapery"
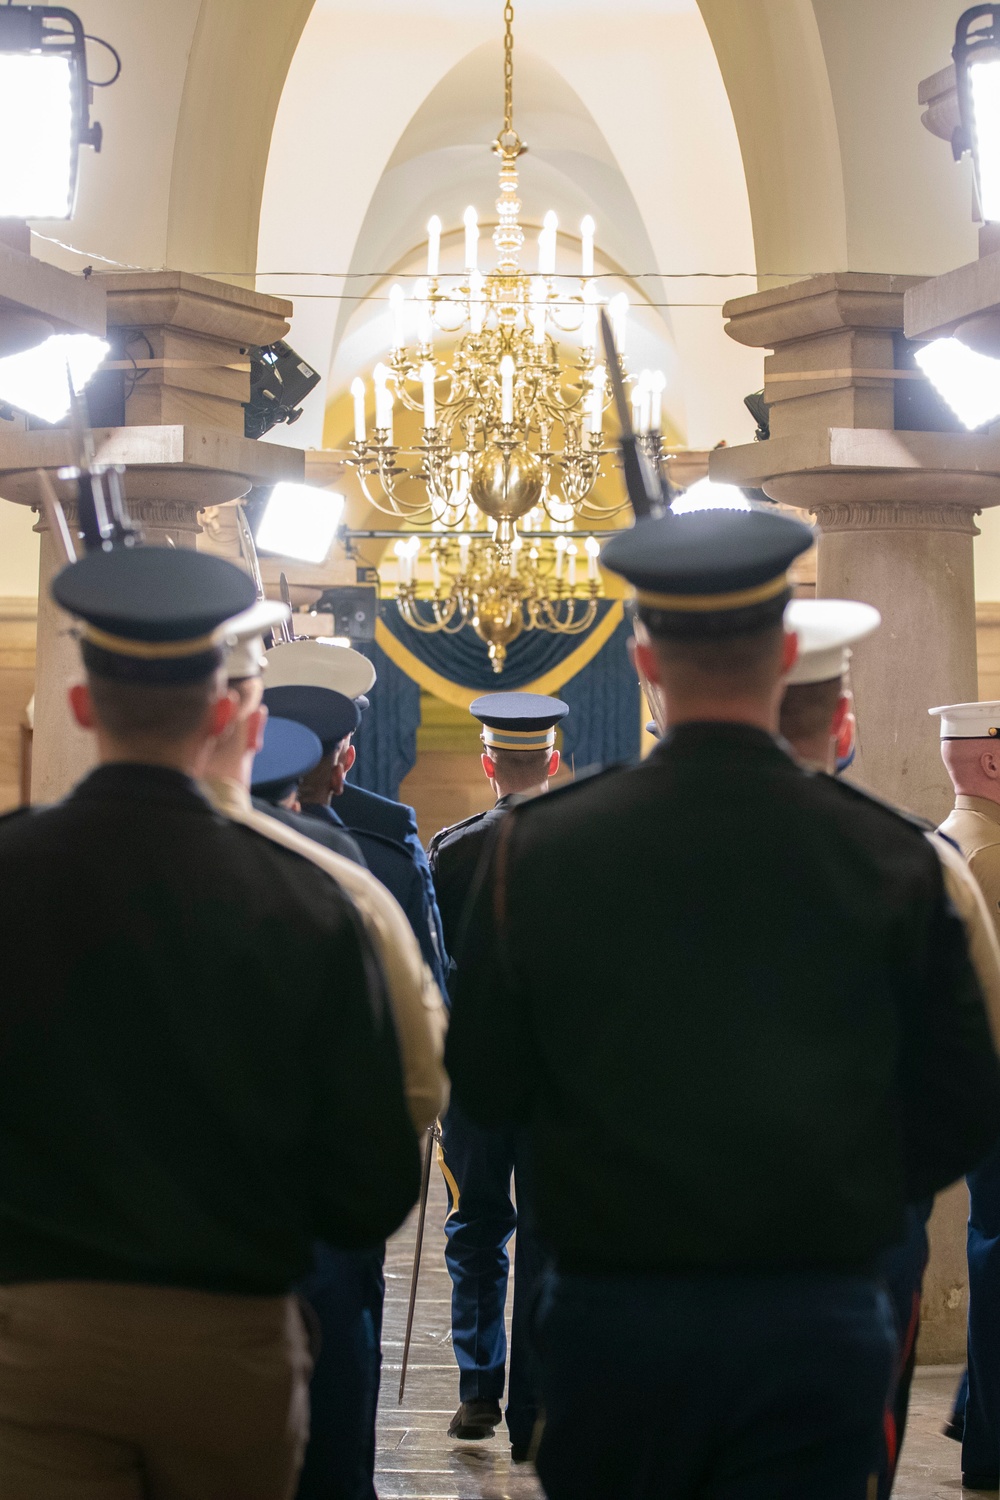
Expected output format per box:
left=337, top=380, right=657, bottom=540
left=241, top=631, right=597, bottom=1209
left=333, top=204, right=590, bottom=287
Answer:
left=353, top=602, right=640, bottom=799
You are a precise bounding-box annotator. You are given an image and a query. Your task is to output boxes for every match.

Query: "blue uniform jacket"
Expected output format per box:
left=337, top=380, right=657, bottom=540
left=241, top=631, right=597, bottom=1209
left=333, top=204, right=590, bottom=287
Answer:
left=335, top=783, right=449, bottom=987
left=301, top=801, right=449, bottom=997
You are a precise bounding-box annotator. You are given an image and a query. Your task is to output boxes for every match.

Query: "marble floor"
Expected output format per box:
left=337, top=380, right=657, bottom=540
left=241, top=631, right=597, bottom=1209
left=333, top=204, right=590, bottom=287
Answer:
left=374, top=1168, right=971, bottom=1499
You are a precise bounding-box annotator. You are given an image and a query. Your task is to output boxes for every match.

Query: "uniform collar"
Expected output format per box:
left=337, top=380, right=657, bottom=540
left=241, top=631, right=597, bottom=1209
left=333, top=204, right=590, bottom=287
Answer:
left=649, top=721, right=788, bottom=762
left=203, top=776, right=251, bottom=817
left=494, top=792, right=525, bottom=810
left=301, top=800, right=349, bottom=829
left=955, top=793, right=1000, bottom=827
left=70, top=762, right=213, bottom=811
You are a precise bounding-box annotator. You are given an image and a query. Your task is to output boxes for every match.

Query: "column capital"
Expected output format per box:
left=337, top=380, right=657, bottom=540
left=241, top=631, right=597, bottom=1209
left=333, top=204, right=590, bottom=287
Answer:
left=808, top=499, right=980, bottom=536
left=89, top=269, right=294, bottom=433
left=722, top=272, right=925, bottom=351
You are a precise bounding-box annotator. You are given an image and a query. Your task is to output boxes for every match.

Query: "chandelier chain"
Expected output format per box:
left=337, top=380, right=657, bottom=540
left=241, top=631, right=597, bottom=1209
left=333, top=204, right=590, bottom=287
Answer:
left=503, top=0, right=515, bottom=136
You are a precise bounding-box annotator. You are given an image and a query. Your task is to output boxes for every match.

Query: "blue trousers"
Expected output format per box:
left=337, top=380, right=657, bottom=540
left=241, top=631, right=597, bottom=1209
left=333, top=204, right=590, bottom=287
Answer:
left=295, top=1243, right=385, bottom=1500
left=439, top=1100, right=543, bottom=1450
left=533, top=1268, right=896, bottom=1500
left=874, top=1201, right=933, bottom=1499
left=963, top=1138, right=1000, bottom=1482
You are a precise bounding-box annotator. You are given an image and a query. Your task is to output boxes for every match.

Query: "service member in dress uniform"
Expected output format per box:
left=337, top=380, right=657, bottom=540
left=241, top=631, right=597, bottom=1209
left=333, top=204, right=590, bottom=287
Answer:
left=262, top=681, right=448, bottom=993
left=446, top=506, right=1000, bottom=1500
left=266, top=640, right=448, bottom=971
left=781, top=601, right=1000, bottom=1497
left=0, top=545, right=421, bottom=1500
left=931, top=700, right=1000, bottom=1489
left=204, top=615, right=447, bottom=1500
left=428, top=692, right=567, bottom=1458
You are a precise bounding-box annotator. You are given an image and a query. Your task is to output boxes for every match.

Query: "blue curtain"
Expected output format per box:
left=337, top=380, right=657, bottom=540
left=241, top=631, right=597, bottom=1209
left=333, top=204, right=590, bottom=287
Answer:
left=352, top=607, right=640, bottom=800
left=352, top=638, right=421, bottom=799
left=379, top=600, right=619, bottom=691
left=560, top=617, right=641, bottom=773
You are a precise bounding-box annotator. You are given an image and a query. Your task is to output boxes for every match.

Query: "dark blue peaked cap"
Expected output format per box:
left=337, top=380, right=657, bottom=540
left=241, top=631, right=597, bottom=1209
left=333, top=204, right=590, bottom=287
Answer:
left=601, top=508, right=814, bottom=637
left=51, top=546, right=257, bottom=683
left=471, top=692, right=568, bottom=751
left=251, top=716, right=324, bottom=799
left=262, top=684, right=361, bottom=751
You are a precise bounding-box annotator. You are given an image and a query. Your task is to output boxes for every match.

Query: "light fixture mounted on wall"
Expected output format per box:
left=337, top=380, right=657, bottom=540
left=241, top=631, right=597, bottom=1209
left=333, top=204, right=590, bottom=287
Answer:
left=0, top=5, right=117, bottom=222
left=953, top=4, right=1000, bottom=223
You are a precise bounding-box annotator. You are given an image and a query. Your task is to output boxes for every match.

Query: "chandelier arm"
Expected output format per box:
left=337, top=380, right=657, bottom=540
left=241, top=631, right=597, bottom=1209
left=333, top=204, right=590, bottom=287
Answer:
left=536, top=597, right=598, bottom=634
left=398, top=594, right=463, bottom=633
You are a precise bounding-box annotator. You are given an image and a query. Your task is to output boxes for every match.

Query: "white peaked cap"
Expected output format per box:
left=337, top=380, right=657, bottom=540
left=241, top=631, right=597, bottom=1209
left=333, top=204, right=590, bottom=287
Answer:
left=929, top=701, right=1000, bottom=738
left=223, top=600, right=291, bottom=680
left=264, top=638, right=376, bottom=698
left=784, top=599, right=881, bottom=686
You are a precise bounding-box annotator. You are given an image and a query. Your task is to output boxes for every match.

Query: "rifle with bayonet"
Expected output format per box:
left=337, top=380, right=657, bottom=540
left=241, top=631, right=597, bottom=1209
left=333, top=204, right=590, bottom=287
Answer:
left=599, top=308, right=669, bottom=521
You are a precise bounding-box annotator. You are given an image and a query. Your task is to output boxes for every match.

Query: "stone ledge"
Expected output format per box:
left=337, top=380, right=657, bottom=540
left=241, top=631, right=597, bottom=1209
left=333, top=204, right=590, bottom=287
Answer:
left=711, top=428, right=1000, bottom=508
left=0, top=426, right=303, bottom=509
left=0, top=243, right=105, bottom=335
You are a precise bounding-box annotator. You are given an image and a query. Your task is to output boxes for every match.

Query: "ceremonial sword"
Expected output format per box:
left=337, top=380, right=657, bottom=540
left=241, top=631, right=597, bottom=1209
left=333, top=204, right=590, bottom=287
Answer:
left=398, top=1119, right=441, bottom=1403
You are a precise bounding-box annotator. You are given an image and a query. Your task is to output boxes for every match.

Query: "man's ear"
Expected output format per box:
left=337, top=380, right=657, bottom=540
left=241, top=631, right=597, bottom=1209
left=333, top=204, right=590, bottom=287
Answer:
left=781, top=630, right=799, bottom=675
left=981, top=747, right=1000, bottom=781
left=207, top=690, right=238, bottom=740
left=830, top=693, right=851, bottom=738
left=341, top=743, right=356, bottom=775
left=481, top=752, right=497, bottom=782
left=547, top=750, right=561, bottom=777
left=633, top=639, right=662, bottom=689
left=246, top=704, right=268, bottom=756
left=68, top=682, right=94, bottom=730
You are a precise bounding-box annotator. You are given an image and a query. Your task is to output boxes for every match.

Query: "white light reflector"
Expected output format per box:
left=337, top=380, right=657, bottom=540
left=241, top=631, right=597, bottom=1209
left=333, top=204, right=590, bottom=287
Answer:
left=914, top=336, right=1000, bottom=430
left=256, top=484, right=345, bottom=564
left=0, top=333, right=108, bottom=423
left=971, top=58, right=1000, bottom=223
left=671, top=477, right=751, bottom=514
left=0, top=53, right=75, bottom=218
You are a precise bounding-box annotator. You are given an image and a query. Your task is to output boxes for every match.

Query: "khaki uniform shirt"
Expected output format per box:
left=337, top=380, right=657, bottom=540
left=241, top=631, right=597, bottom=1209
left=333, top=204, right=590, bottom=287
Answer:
left=939, top=795, right=1000, bottom=950
left=205, top=777, right=448, bottom=1133
left=928, top=829, right=1000, bottom=1051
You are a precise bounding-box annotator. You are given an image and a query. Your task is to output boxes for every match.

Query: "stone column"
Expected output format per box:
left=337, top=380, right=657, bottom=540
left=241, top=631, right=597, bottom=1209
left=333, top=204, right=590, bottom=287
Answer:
left=711, top=272, right=1000, bottom=1362
left=813, top=499, right=978, bottom=819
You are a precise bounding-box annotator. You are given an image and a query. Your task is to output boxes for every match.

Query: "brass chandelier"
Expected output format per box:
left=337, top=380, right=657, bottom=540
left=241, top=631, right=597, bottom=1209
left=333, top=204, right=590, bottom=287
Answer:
left=346, top=1, right=666, bottom=670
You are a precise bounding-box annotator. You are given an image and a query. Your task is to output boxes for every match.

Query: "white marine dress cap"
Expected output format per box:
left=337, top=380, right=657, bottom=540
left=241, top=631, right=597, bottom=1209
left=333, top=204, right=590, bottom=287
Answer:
left=785, top=599, right=881, bottom=686
left=264, top=638, right=376, bottom=698
left=929, top=701, right=1000, bottom=738
left=223, top=600, right=291, bottom=680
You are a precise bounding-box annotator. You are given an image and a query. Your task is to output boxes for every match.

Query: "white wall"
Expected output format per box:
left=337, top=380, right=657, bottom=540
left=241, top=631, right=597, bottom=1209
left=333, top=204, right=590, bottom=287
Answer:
left=0, top=507, right=39, bottom=599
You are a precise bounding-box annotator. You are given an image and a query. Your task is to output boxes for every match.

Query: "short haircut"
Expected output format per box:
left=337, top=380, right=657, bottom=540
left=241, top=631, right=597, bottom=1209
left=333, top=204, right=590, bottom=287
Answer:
left=779, top=678, right=844, bottom=745
left=296, top=736, right=351, bottom=803
left=87, top=672, right=219, bottom=743
left=486, top=745, right=551, bottom=791
left=647, top=621, right=786, bottom=698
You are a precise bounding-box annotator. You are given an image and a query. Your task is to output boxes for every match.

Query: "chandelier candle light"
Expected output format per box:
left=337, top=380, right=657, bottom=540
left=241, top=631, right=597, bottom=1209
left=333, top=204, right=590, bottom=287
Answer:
left=346, top=1, right=667, bottom=669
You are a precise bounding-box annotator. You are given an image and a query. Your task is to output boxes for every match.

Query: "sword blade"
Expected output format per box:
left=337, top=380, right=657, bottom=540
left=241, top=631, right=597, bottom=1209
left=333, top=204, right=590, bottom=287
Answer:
left=398, top=1122, right=439, bottom=1404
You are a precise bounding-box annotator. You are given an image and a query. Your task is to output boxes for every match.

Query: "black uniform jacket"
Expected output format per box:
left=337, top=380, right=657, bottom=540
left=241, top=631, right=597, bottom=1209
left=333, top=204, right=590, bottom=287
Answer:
left=446, top=723, right=1000, bottom=1276
left=0, top=764, right=420, bottom=1294
left=428, top=794, right=521, bottom=966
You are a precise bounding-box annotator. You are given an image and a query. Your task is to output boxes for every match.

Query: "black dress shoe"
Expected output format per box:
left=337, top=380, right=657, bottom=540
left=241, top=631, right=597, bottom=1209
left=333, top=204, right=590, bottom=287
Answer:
left=962, top=1475, right=1000, bottom=1491
left=448, top=1400, right=502, bottom=1440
